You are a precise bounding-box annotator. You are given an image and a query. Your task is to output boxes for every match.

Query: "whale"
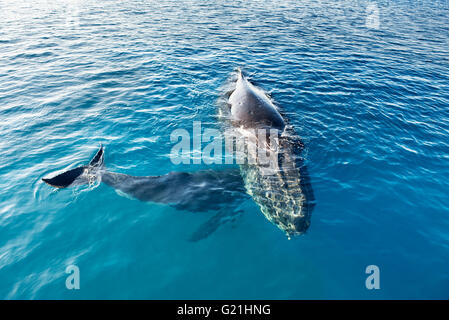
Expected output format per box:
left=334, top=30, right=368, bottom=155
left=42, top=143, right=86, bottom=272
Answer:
left=42, top=69, right=314, bottom=239
left=221, top=69, right=315, bottom=237
left=42, top=146, right=248, bottom=240
left=42, top=146, right=246, bottom=211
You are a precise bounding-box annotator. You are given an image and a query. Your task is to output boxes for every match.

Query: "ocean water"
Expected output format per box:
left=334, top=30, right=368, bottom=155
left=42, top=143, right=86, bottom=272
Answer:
left=0, top=0, right=448, bottom=299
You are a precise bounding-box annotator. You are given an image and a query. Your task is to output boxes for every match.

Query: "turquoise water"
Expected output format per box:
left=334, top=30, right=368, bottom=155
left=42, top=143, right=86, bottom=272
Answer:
left=1, top=0, right=449, bottom=299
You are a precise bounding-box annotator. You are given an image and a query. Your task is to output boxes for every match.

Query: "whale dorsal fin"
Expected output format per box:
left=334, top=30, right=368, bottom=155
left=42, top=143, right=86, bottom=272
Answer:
left=236, top=67, right=245, bottom=81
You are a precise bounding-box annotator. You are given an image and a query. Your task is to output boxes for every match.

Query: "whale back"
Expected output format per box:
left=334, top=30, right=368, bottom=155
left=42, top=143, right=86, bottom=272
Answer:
left=101, top=169, right=247, bottom=212
left=228, top=72, right=285, bottom=130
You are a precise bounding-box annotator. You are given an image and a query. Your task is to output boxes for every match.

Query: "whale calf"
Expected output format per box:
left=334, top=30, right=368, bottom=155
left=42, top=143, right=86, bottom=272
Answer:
left=42, top=146, right=246, bottom=212
left=42, top=146, right=248, bottom=240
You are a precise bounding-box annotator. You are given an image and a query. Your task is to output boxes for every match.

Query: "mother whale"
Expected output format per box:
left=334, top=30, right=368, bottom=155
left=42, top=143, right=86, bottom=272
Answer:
left=222, top=69, right=315, bottom=237
left=42, top=69, right=314, bottom=238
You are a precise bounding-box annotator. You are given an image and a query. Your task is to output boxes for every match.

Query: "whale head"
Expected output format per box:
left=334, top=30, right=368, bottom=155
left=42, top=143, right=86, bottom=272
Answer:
left=258, top=191, right=313, bottom=238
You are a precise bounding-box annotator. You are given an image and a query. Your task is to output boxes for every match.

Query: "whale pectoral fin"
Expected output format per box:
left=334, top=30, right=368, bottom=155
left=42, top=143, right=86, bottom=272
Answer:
left=188, top=208, right=244, bottom=242
left=42, top=166, right=86, bottom=188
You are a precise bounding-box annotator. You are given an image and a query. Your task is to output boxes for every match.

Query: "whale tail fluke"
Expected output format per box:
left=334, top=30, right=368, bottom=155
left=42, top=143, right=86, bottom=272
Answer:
left=42, top=145, right=104, bottom=188
left=88, top=145, right=104, bottom=167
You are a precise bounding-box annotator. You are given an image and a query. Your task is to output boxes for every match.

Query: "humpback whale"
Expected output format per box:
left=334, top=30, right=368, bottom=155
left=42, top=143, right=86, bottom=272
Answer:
left=42, top=146, right=247, bottom=212
left=42, top=146, right=248, bottom=240
left=221, top=69, right=315, bottom=237
left=42, top=69, right=314, bottom=239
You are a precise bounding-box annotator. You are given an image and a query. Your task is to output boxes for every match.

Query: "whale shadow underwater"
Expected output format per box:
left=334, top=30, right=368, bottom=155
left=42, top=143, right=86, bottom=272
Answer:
left=42, top=69, right=315, bottom=240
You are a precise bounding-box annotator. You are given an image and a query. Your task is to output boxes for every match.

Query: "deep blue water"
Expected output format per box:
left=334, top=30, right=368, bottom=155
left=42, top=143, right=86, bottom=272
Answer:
left=1, top=0, right=449, bottom=299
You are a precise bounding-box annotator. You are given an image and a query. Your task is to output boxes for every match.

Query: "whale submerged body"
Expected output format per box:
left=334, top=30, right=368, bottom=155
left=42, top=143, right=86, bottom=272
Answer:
left=42, top=69, right=314, bottom=239
left=223, top=69, right=315, bottom=237
left=42, top=147, right=248, bottom=241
